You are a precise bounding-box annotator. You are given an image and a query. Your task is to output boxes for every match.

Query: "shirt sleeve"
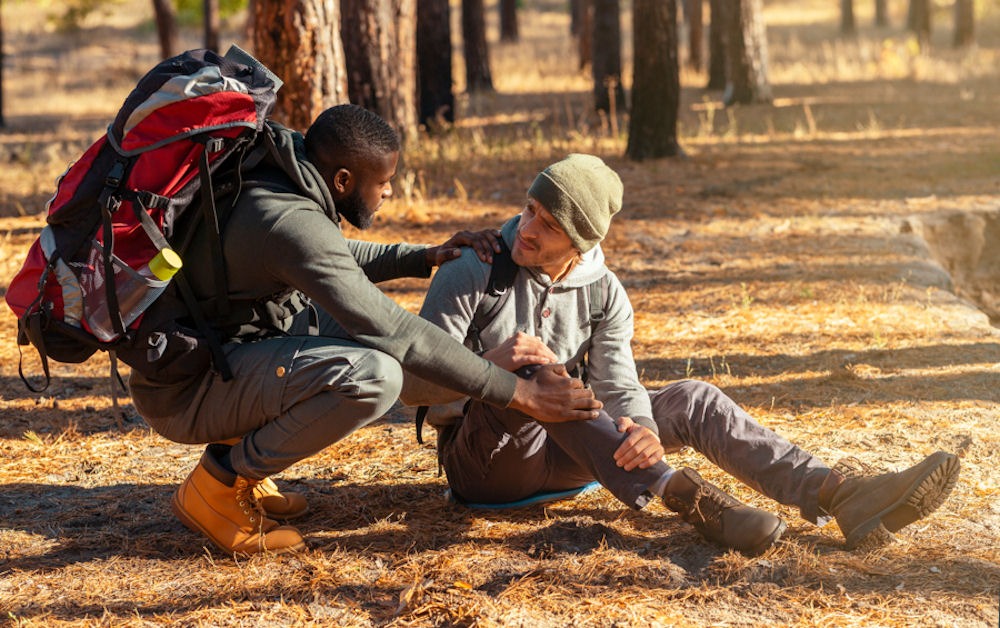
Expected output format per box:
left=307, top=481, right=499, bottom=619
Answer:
left=586, top=272, right=656, bottom=434
left=346, top=239, right=431, bottom=283
left=261, top=209, right=516, bottom=408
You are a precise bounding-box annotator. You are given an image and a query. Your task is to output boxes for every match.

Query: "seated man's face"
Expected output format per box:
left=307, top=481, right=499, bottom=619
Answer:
left=512, top=197, right=578, bottom=273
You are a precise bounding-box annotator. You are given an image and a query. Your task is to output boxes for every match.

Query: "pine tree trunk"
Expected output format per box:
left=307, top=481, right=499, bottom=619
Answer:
left=500, top=0, right=518, bottom=42
left=627, top=0, right=681, bottom=160
left=0, top=0, right=4, bottom=128
left=953, top=0, right=974, bottom=48
left=204, top=0, right=220, bottom=53
left=251, top=0, right=349, bottom=132
left=417, top=0, right=454, bottom=126
left=151, top=0, right=178, bottom=59
left=724, top=0, right=771, bottom=105
left=684, top=0, right=704, bottom=71
left=706, top=0, right=726, bottom=89
left=570, top=0, right=581, bottom=35
left=341, top=0, right=417, bottom=144
left=578, top=0, right=593, bottom=70
left=840, top=0, right=855, bottom=35
left=592, top=0, right=624, bottom=113
left=462, top=0, right=494, bottom=92
left=907, top=0, right=931, bottom=44
left=874, top=0, right=889, bottom=27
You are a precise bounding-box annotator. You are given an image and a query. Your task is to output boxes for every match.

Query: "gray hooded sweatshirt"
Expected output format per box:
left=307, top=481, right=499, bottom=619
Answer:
left=404, top=215, right=655, bottom=433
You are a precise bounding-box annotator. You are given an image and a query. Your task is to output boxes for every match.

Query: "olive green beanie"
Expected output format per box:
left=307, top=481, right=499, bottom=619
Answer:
left=526, top=153, right=623, bottom=253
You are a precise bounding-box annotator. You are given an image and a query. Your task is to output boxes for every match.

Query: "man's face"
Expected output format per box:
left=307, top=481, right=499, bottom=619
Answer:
left=337, top=150, right=399, bottom=230
left=511, top=197, right=579, bottom=274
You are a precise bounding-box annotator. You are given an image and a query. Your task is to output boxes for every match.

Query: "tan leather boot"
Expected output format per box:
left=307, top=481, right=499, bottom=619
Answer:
left=254, top=477, right=309, bottom=520
left=172, top=448, right=306, bottom=555
left=215, top=438, right=309, bottom=520
left=662, top=467, right=786, bottom=557
left=819, top=451, right=960, bottom=550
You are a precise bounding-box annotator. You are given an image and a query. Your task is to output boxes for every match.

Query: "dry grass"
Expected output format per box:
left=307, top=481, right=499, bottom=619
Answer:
left=2, top=0, right=1000, bottom=625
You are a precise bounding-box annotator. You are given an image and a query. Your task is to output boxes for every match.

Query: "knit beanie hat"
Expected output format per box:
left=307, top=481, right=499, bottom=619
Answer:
left=526, top=153, right=623, bottom=253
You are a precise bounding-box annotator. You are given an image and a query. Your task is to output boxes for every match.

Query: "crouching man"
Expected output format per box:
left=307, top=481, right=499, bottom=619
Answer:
left=401, top=153, right=960, bottom=555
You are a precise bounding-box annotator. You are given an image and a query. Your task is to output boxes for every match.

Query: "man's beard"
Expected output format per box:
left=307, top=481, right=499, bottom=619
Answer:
left=337, top=190, right=376, bottom=230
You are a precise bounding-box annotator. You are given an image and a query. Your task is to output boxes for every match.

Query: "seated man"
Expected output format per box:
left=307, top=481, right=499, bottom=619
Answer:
left=401, top=154, right=960, bottom=556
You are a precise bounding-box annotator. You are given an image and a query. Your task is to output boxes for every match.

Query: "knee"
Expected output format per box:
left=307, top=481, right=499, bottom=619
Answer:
left=360, top=350, right=404, bottom=412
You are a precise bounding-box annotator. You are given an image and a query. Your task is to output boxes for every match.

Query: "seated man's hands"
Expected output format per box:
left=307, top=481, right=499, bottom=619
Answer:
left=613, top=416, right=665, bottom=471
left=426, top=228, right=502, bottom=267
left=483, top=331, right=558, bottom=372
left=508, top=363, right=602, bottom=423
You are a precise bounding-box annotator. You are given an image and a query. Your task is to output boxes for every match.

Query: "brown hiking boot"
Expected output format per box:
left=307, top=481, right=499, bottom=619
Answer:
left=254, top=477, right=309, bottom=520
left=819, top=451, right=960, bottom=550
left=662, top=467, right=786, bottom=557
left=172, top=448, right=306, bottom=555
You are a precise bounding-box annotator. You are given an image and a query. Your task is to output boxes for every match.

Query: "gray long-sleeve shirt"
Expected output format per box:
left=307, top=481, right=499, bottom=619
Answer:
left=402, top=216, right=655, bottom=433
left=130, top=124, right=517, bottom=417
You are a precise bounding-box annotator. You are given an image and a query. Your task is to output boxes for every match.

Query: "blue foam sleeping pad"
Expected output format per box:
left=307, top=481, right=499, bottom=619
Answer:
left=445, top=481, right=602, bottom=510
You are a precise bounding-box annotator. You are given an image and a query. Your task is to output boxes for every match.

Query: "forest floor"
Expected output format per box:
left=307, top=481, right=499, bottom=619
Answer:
left=1, top=0, right=999, bottom=626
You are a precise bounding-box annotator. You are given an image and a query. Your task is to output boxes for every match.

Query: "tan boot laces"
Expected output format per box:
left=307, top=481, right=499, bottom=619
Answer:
left=234, top=477, right=269, bottom=552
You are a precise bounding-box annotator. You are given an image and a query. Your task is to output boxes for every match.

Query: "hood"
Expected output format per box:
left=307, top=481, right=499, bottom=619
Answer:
left=255, top=120, right=339, bottom=223
left=500, top=215, right=607, bottom=288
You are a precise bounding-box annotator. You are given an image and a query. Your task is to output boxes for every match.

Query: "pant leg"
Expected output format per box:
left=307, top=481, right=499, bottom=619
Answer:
left=650, top=380, right=830, bottom=523
left=442, top=402, right=667, bottom=509
left=148, top=335, right=402, bottom=479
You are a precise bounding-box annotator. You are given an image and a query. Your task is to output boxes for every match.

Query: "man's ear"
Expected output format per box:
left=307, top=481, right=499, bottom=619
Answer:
left=330, top=167, right=353, bottom=197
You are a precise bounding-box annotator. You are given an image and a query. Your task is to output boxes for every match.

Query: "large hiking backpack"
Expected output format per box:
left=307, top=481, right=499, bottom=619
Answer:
left=5, top=46, right=282, bottom=394
left=414, top=238, right=609, bottom=446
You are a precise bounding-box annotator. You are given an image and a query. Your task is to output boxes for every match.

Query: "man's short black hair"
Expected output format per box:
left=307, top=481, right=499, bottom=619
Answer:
left=305, top=104, right=400, bottom=172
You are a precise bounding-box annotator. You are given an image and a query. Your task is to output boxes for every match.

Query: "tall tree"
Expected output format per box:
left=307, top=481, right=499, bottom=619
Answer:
left=840, top=0, right=855, bottom=35
left=953, top=0, right=974, bottom=48
left=417, top=0, right=454, bottom=126
left=500, top=0, right=518, bottom=42
left=0, top=0, right=4, bottom=128
left=204, top=0, right=220, bottom=52
left=251, top=0, right=349, bottom=132
left=570, top=0, right=582, bottom=35
left=706, top=0, right=727, bottom=89
left=462, top=0, right=494, bottom=92
left=627, top=0, right=682, bottom=160
left=577, top=0, right=593, bottom=70
left=723, top=0, right=771, bottom=105
left=151, top=0, right=178, bottom=59
left=907, top=0, right=931, bottom=44
left=591, top=0, right=624, bottom=113
left=684, top=0, right=704, bottom=71
left=874, top=0, right=889, bottom=27
left=341, top=0, right=417, bottom=143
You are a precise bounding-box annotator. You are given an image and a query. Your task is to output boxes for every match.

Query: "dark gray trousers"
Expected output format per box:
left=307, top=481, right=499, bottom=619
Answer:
left=141, top=310, right=402, bottom=480
left=441, top=379, right=831, bottom=523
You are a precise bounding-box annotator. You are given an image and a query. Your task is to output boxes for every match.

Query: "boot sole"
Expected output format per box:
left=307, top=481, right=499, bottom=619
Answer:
left=171, top=490, right=306, bottom=556
left=743, top=518, right=787, bottom=557
left=845, top=452, right=960, bottom=550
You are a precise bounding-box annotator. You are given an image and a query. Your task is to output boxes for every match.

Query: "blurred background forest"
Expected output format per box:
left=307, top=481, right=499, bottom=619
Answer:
left=1, top=0, right=999, bottom=626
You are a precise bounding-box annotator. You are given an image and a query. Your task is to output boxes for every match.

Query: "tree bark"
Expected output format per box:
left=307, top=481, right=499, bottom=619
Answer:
left=874, top=0, right=889, bottom=27
left=0, top=0, right=4, bottom=128
left=462, top=0, right=494, bottom=92
left=840, top=0, right=855, bottom=35
left=578, top=0, right=593, bottom=70
left=151, top=0, right=178, bottom=60
left=341, top=0, right=417, bottom=145
left=417, top=0, right=454, bottom=126
left=204, top=0, right=220, bottom=53
left=706, top=0, right=726, bottom=89
left=627, top=0, right=681, bottom=160
left=723, top=0, right=771, bottom=105
left=684, top=0, right=704, bottom=71
left=953, top=0, right=974, bottom=48
left=591, top=0, right=624, bottom=113
left=907, top=0, right=931, bottom=44
left=251, top=0, right=349, bottom=132
left=500, top=0, right=518, bottom=42
left=570, top=0, right=581, bottom=35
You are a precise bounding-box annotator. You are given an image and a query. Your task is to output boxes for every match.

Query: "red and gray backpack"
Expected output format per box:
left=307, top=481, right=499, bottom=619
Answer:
left=6, top=46, right=282, bottom=397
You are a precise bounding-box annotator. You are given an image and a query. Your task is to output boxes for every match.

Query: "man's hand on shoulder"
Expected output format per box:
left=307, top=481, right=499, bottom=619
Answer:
left=508, top=363, right=602, bottom=423
left=426, top=228, right=502, bottom=267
